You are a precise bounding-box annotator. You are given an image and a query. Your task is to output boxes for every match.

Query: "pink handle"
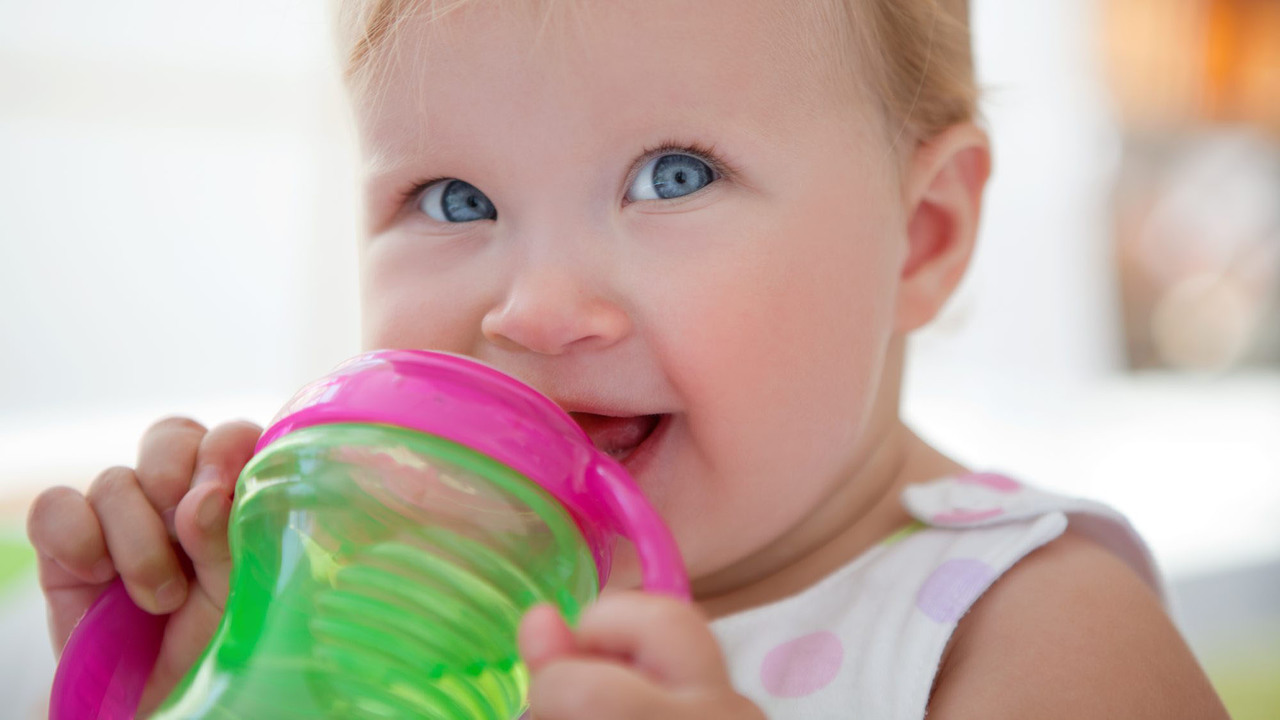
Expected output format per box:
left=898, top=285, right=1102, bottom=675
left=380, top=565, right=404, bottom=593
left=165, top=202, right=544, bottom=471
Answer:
left=587, top=456, right=690, bottom=599
left=49, top=577, right=167, bottom=720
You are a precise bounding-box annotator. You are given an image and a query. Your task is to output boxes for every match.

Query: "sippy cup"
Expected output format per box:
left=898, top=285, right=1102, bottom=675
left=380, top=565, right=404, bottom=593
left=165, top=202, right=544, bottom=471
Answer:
left=50, top=349, right=689, bottom=719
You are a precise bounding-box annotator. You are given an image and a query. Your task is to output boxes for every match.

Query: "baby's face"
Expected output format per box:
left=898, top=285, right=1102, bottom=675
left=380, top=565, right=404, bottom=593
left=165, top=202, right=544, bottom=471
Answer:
left=356, top=0, right=908, bottom=590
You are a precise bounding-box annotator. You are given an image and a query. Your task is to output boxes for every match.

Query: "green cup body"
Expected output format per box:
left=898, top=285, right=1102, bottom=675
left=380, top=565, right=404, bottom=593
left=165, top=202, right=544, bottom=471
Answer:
left=150, top=423, right=600, bottom=719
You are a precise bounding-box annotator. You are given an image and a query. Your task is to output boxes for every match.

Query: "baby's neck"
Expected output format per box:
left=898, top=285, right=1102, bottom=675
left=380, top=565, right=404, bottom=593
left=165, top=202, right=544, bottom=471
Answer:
left=694, top=423, right=967, bottom=620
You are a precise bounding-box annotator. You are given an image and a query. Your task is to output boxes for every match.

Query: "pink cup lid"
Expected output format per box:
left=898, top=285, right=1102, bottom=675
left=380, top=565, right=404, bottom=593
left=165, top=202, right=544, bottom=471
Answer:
left=258, top=349, right=689, bottom=598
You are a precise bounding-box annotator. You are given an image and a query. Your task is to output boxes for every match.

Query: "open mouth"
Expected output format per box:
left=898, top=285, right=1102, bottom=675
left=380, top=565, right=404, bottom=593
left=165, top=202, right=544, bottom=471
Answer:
left=570, top=412, right=666, bottom=464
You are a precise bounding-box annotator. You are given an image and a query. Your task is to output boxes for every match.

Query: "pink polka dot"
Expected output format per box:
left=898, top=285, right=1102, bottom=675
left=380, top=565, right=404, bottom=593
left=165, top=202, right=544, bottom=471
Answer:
left=760, top=630, right=844, bottom=698
left=916, top=558, right=996, bottom=623
left=956, top=472, right=1021, bottom=493
left=931, top=507, right=1005, bottom=524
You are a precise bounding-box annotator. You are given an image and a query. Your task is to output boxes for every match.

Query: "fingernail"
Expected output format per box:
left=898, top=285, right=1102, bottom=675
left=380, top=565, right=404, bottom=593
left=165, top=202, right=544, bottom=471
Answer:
left=193, top=465, right=222, bottom=488
left=196, top=488, right=228, bottom=530
left=520, top=628, right=550, bottom=665
left=518, top=605, right=562, bottom=665
left=155, top=576, right=187, bottom=612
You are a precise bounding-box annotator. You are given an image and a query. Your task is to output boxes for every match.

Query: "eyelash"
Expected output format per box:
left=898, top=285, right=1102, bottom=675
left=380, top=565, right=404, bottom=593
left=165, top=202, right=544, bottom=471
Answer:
left=397, top=140, right=736, bottom=209
left=629, top=139, right=736, bottom=192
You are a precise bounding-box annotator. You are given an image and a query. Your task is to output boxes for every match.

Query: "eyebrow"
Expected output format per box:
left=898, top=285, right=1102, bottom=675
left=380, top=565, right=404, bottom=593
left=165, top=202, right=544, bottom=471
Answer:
left=360, top=113, right=456, bottom=177
left=360, top=142, right=444, bottom=221
left=363, top=148, right=421, bottom=182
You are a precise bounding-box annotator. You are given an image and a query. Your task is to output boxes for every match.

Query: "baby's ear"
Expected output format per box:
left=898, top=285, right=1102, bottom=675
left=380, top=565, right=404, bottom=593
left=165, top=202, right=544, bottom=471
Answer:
left=894, top=123, right=992, bottom=333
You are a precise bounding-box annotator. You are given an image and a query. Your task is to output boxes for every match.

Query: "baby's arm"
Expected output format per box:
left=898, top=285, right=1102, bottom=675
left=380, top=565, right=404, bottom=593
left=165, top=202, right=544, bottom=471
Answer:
left=927, top=530, right=1229, bottom=718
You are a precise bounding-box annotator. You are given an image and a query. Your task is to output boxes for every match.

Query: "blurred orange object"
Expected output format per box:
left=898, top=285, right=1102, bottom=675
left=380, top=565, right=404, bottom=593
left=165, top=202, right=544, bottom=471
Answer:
left=1204, top=0, right=1280, bottom=133
left=1104, top=0, right=1280, bottom=135
left=1104, top=0, right=1280, bottom=371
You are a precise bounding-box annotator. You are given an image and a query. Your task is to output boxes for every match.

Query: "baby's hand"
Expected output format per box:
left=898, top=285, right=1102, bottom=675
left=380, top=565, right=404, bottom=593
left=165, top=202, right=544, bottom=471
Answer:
left=25, top=416, right=261, bottom=715
left=518, top=591, right=764, bottom=720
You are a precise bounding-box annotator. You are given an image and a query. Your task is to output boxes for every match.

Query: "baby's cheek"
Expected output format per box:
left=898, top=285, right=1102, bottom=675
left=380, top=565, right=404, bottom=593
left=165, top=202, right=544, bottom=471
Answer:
left=599, top=542, right=643, bottom=592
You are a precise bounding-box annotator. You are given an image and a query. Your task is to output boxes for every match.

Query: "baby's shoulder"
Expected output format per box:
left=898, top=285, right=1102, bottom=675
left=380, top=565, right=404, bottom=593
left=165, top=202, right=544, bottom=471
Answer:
left=928, top=528, right=1227, bottom=719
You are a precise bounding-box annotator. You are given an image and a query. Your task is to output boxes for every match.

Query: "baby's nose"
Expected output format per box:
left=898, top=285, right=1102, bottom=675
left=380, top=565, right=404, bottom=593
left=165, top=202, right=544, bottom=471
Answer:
left=481, top=265, right=632, bottom=356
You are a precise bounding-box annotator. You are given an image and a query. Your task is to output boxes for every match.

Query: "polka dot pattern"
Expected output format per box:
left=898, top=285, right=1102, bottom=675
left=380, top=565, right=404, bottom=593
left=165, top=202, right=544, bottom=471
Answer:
left=760, top=630, right=845, bottom=698
left=915, top=558, right=996, bottom=623
left=956, top=472, right=1022, bottom=493
left=931, top=507, right=1005, bottom=524
left=921, top=472, right=1029, bottom=526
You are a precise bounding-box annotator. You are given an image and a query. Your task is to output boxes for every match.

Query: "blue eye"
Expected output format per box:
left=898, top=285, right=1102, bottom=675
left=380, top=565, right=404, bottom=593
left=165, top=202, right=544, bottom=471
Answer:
left=418, top=179, right=497, bottom=222
left=626, top=153, right=716, bottom=201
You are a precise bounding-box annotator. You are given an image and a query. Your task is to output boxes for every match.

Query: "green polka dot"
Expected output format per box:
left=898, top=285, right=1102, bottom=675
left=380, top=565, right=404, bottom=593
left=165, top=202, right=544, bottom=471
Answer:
left=880, top=521, right=926, bottom=547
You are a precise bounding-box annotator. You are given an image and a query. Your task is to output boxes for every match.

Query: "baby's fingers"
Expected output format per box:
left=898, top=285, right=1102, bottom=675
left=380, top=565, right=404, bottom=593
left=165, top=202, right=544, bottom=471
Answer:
left=528, top=657, right=664, bottom=720
left=26, top=485, right=115, bottom=652
left=174, top=420, right=262, bottom=608
left=86, top=466, right=187, bottom=614
left=28, top=485, right=112, bottom=585
left=574, top=592, right=729, bottom=688
left=135, top=416, right=208, bottom=536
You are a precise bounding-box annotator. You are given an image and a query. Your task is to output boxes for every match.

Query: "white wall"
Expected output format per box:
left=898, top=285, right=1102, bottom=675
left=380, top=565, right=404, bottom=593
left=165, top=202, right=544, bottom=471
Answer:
left=0, top=0, right=362, bottom=430
left=0, top=1, right=364, bottom=505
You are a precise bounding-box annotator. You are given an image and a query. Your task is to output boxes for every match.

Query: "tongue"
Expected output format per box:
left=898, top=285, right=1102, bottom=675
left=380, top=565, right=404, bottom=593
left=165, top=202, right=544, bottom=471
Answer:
left=571, top=413, right=660, bottom=456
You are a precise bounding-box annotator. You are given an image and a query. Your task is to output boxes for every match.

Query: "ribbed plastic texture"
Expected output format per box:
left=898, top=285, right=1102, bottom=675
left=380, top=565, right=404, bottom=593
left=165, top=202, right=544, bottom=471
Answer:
left=150, top=424, right=599, bottom=719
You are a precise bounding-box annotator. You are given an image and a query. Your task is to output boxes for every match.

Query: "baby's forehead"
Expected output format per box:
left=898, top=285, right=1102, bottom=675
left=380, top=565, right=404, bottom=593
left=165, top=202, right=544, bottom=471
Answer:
left=356, top=0, right=861, bottom=134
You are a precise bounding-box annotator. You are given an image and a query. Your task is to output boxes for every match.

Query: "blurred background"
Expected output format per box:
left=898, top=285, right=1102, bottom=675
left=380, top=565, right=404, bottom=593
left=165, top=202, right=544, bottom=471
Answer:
left=1, top=0, right=1277, bottom=717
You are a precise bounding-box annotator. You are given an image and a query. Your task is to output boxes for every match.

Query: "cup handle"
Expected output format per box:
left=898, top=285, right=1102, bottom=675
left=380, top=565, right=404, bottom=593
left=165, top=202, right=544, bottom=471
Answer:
left=49, top=577, right=167, bottom=720
left=587, top=456, right=691, bottom=600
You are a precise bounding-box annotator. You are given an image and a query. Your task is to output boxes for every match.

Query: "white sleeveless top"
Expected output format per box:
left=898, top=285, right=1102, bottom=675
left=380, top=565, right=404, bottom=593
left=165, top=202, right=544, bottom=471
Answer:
left=708, top=473, right=1166, bottom=719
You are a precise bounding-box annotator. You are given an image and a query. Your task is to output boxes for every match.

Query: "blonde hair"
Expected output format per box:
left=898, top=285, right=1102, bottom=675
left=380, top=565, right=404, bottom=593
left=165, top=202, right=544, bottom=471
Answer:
left=333, top=0, right=976, bottom=148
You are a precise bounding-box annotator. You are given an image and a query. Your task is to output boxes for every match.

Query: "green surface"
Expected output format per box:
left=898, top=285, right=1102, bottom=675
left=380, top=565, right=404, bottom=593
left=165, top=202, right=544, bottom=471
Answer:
left=880, top=520, right=926, bottom=547
left=0, top=535, right=35, bottom=591
left=1211, top=666, right=1280, bottom=720
left=1205, top=632, right=1280, bottom=720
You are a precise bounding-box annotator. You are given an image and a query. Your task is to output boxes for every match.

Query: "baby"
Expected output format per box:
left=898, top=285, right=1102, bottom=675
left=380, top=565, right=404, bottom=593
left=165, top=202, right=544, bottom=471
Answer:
left=27, top=0, right=1229, bottom=717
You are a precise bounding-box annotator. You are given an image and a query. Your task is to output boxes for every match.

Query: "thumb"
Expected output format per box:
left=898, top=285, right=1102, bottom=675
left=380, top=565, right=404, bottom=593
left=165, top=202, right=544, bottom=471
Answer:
left=517, top=603, right=579, bottom=672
